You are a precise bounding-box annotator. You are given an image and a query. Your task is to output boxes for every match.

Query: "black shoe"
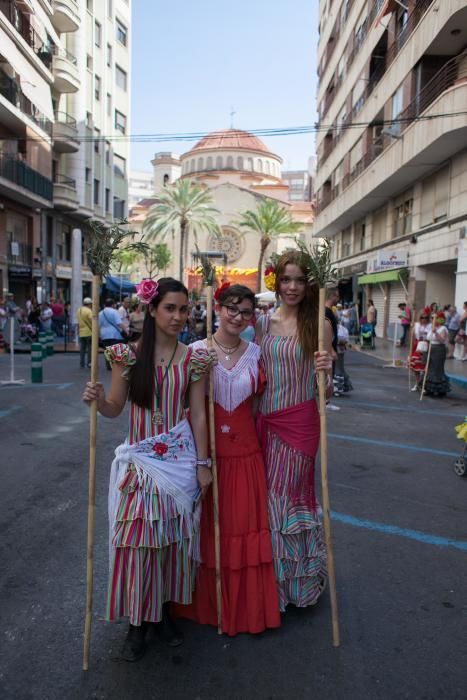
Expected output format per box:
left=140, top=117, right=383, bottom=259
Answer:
left=160, top=604, right=184, bottom=647
left=120, top=624, right=146, bottom=662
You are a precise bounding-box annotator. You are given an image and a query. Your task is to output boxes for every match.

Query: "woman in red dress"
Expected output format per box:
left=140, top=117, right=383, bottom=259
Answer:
left=179, top=284, right=281, bottom=635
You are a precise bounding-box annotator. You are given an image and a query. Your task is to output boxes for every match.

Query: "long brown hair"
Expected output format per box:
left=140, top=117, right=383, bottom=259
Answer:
left=128, top=278, right=188, bottom=409
left=274, top=250, right=318, bottom=359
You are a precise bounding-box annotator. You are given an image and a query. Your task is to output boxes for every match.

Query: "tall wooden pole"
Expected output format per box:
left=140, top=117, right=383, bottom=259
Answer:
left=206, top=286, right=223, bottom=634
left=419, top=340, right=432, bottom=402
left=83, top=274, right=101, bottom=670
left=318, top=287, right=340, bottom=647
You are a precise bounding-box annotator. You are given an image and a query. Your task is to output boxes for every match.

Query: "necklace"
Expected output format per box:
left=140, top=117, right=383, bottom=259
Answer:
left=152, top=342, right=178, bottom=426
left=213, top=335, right=241, bottom=361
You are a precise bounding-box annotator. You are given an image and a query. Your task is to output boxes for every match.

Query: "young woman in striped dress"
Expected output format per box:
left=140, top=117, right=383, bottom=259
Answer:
left=256, top=251, right=333, bottom=612
left=82, top=278, right=212, bottom=662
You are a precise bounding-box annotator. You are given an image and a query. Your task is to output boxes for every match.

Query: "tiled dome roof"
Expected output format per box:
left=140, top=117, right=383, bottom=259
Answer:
left=191, top=129, right=272, bottom=154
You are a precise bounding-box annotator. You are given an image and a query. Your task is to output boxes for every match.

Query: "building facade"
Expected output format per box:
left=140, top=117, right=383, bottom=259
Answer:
left=128, top=168, right=153, bottom=209
left=0, top=0, right=131, bottom=315
left=281, top=170, right=313, bottom=202
left=314, top=0, right=467, bottom=336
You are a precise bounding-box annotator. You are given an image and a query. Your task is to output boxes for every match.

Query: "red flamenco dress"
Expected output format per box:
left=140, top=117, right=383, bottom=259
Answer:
left=177, top=341, right=281, bottom=636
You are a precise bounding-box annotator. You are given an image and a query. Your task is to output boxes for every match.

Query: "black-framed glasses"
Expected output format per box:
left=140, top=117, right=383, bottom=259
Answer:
left=222, top=304, right=254, bottom=321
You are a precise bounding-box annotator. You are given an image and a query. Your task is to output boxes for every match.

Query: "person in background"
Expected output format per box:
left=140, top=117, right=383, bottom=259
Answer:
left=408, top=310, right=430, bottom=391
left=398, top=302, right=412, bottom=347
left=334, top=319, right=353, bottom=395
left=446, top=305, right=460, bottom=359
left=349, top=302, right=358, bottom=336
left=129, top=302, right=145, bottom=341
left=425, top=311, right=450, bottom=397
left=50, top=296, right=65, bottom=337
left=40, top=301, right=53, bottom=332
left=458, top=301, right=467, bottom=361
left=76, top=297, right=93, bottom=368
left=117, top=297, right=131, bottom=335
left=367, top=299, right=377, bottom=339
left=99, top=298, right=124, bottom=370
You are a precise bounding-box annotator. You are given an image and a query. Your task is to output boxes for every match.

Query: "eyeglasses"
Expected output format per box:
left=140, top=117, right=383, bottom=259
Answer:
left=279, top=276, right=307, bottom=286
left=222, top=304, right=254, bottom=321
left=420, top=316, right=428, bottom=319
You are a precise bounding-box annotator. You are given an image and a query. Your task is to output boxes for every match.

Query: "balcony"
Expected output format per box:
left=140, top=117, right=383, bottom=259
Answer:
left=53, top=111, right=79, bottom=152
left=52, top=0, right=80, bottom=32
left=315, top=54, right=467, bottom=237
left=53, top=173, right=79, bottom=210
left=52, top=48, right=80, bottom=93
left=0, top=151, right=53, bottom=204
left=0, top=73, right=53, bottom=135
left=7, top=241, right=32, bottom=266
left=0, top=0, right=54, bottom=69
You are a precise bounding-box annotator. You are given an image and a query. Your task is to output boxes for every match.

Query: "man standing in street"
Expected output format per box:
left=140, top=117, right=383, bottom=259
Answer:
left=117, top=297, right=131, bottom=336
left=446, top=305, right=460, bottom=359
left=398, top=302, right=412, bottom=347
left=99, top=298, right=124, bottom=370
left=367, top=299, right=377, bottom=343
left=76, top=297, right=93, bottom=368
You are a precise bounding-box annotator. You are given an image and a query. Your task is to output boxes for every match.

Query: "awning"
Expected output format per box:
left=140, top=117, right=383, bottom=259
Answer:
left=357, top=269, right=405, bottom=285
left=103, top=275, right=136, bottom=295
left=32, top=2, right=62, bottom=47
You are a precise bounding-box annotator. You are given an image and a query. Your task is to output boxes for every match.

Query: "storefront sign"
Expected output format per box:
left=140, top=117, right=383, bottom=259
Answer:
left=55, top=264, right=72, bottom=279
left=374, top=250, right=407, bottom=271
left=340, top=261, right=367, bottom=277
left=32, top=268, right=42, bottom=278
left=8, top=264, right=32, bottom=278
left=82, top=269, right=93, bottom=282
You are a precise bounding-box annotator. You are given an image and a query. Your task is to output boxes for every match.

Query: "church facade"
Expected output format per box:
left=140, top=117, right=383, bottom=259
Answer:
left=129, top=129, right=314, bottom=290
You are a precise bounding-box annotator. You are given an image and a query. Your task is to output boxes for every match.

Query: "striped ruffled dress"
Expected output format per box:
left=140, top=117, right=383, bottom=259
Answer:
left=105, top=342, right=206, bottom=626
left=258, top=318, right=327, bottom=611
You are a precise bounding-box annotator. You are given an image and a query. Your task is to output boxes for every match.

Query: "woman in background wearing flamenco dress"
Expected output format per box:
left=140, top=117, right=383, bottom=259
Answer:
left=257, top=251, right=333, bottom=612
left=178, top=283, right=281, bottom=636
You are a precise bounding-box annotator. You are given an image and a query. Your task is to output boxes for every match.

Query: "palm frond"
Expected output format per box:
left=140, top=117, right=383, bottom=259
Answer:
left=86, top=219, right=139, bottom=277
left=296, top=238, right=337, bottom=288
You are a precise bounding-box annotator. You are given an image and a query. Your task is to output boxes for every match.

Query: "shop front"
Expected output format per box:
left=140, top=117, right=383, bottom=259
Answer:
left=357, top=268, right=408, bottom=339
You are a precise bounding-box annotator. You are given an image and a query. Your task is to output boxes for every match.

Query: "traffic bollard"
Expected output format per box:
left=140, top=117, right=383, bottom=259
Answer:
left=38, top=331, right=48, bottom=359
left=31, top=343, right=43, bottom=383
left=46, top=330, right=54, bottom=356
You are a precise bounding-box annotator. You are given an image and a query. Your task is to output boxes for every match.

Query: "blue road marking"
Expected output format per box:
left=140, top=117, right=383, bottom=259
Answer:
left=341, top=399, right=464, bottom=419
left=0, top=382, right=73, bottom=390
left=0, top=406, right=20, bottom=419
left=328, top=432, right=458, bottom=457
left=332, top=511, right=467, bottom=552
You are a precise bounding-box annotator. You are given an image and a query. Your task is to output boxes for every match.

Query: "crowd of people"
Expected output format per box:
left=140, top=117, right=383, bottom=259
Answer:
left=82, top=254, right=333, bottom=662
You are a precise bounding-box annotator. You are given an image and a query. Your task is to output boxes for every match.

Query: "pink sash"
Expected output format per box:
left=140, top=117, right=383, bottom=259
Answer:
left=256, top=399, right=320, bottom=458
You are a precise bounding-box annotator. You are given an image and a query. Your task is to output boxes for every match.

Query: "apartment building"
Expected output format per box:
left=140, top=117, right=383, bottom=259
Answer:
left=281, top=170, right=313, bottom=201
left=0, top=0, right=131, bottom=313
left=128, top=169, right=154, bottom=210
left=314, top=0, right=467, bottom=337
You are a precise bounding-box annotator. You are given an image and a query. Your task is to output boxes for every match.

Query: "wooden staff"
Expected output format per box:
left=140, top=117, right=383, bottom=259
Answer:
left=407, top=304, right=416, bottom=391
left=83, top=274, right=101, bottom=670
left=419, top=339, right=433, bottom=402
left=205, top=286, right=223, bottom=634
left=318, top=287, right=340, bottom=647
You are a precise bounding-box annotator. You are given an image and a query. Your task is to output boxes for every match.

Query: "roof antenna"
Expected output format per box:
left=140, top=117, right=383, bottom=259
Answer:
left=230, top=105, right=236, bottom=129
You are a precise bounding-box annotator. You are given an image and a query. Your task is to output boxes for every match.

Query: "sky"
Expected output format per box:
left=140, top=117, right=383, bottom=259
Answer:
left=130, top=0, right=320, bottom=174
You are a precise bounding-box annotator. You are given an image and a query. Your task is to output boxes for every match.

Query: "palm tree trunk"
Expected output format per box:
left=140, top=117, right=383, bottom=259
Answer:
left=179, top=221, right=186, bottom=281
left=256, top=241, right=268, bottom=293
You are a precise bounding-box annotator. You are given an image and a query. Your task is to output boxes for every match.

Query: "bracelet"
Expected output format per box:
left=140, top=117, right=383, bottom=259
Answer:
left=196, top=458, right=212, bottom=468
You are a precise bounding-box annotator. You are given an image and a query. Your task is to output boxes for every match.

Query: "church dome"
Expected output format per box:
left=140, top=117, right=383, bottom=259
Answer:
left=181, top=129, right=282, bottom=179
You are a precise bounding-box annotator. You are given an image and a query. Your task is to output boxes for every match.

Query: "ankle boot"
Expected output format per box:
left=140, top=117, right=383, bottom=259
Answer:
left=120, top=623, right=146, bottom=662
left=160, top=603, right=184, bottom=647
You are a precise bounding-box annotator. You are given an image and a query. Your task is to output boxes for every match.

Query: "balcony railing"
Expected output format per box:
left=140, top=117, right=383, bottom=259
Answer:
left=0, top=0, right=54, bottom=69
left=316, top=49, right=467, bottom=215
left=7, top=241, right=32, bottom=265
left=54, top=173, right=76, bottom=188
left=54, top=110, right=77, bottom=128
left=0, top=151, right=53, bottom=200
left=0, top=73, right=53, bottom=135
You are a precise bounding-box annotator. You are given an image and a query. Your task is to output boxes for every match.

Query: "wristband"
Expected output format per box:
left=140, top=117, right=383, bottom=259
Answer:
left=196, top=458, right=212, bottom=468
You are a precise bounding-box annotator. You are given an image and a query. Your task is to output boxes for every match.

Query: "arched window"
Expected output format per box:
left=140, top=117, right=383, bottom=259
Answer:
left=216, top=155, right=223, bottom=170
left=206, top=156, right=213, bottom=170
left=163, top=173, right=169, bottom=186
left=198, top=157, right=204, bottom=171
left=237, top=156, right=244, bottom=170
left=257, top=159, right=263, bottom=172
left=190, top=159, right=195, bottom=172
left=226, top=155, right=234, bottom=169
left=265, top=161, right=270, bottom=174
left=247, top=157, right=253, bottom=171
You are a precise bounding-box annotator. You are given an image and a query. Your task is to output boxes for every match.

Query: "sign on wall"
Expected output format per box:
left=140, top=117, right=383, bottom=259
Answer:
left=374, top=250, right=407, bottom=271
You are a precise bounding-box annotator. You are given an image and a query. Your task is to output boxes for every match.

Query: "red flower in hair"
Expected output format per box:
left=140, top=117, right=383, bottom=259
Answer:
left=264, top=265, right=275, bottom=276
left=214, top=282, right=231, bottom=301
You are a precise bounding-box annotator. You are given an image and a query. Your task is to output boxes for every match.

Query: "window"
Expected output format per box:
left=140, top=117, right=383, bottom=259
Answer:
left=116, top=65, right=127, bottom=91
left=107, top=43, right=112, bottom=67
left=394, top=199, right=413, bottom=237
left=95, top=75, right=101, bottom=101
left=237, top=156, right=243, bottom=170
left=114, top=154, right=126, bottom=177
left=113, top=197, right=125, bottom=219
left=86, top=54, right=93, bottom=70
left=216, top=156, right=222, bottom=169
left=93, top=179, right=100, bottom=205
left=86, top=111, right=92, bottom=128
left=85, top=167, right=91, bottom=183
left=95, top=21, right=102, bottom=47
left=105, top=141, right=111, bottom=165
left=46, top=216, right=53, bottom=257
left=57, top=225, right=71, bottom=261
left=106, top=92, right=111, bottom=116
left=114, top=110, right=126, bottom=134
left=94, top=127, right=100, bottom=153
left=105, top=188, right=110, bottom=212
left=357, top=220, right=366, bottom=251
left=163, top=174, right=169, bottom=186
left=107, top=0, right=112, bottom=18
left=391, top=85, right=404, bottom=135
left=116, top=19, right=127, bottom=46
left=86, top=0, right=92, bottom=10
left=206, top=156, right=213, bottom=170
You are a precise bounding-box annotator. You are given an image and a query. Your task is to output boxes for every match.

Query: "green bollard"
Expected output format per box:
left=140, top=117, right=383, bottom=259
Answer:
left=31, top=343, right=43, bottom=383
left=46, top=330, right=54, bottom=356
left=38, top=331, right=47, bottom=359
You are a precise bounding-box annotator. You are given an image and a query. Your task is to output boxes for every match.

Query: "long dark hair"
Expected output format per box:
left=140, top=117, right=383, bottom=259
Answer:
left=274, top=251, right=318, bottom=359
left=128, top=277, right=188, bottom=409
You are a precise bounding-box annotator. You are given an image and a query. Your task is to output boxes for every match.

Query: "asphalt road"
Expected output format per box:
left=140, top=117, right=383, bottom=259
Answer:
left=0, top=350, right=466, bottom=700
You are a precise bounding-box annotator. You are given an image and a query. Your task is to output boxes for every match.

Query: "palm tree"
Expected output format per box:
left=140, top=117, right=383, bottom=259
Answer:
left=236, top=199, right=302, bottom=292
left=142, top=179, right=220, bottom=280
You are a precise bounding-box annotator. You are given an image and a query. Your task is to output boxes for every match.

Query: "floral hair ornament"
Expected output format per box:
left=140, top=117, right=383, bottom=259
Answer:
left=136, top=278, right=159, bottom=304
left=434, top=311, right=446, bottom=325
left=214, top=281, right=231, bottom=302
left=264, top=264, right=276, bottom=292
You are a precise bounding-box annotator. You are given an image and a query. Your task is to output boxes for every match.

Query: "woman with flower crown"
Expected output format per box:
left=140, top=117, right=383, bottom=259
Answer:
left=82, top=277, right=212, bottom=662
left=176, top=283, right=281, bottom=635
left=257, top=251, right=333, bottom=612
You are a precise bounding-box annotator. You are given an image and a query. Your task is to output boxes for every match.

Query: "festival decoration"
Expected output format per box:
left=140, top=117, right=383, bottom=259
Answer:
left=136, top=278, right=159, bottom=304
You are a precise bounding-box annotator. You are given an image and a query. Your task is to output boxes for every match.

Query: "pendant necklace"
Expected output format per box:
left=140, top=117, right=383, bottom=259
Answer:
left=152, top=342, right=178, bottom=426
left=213, top=335, right=241, bottom=362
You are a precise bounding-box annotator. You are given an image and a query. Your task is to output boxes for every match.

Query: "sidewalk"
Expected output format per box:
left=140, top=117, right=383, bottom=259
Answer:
left=352, top=336, right=467, bottom=388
